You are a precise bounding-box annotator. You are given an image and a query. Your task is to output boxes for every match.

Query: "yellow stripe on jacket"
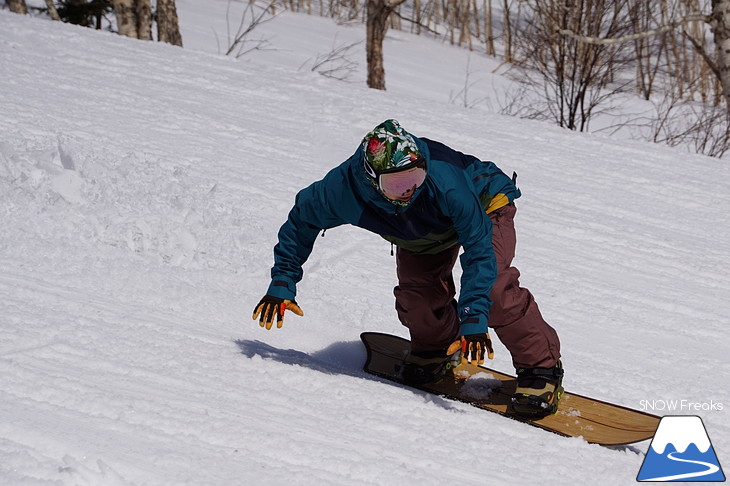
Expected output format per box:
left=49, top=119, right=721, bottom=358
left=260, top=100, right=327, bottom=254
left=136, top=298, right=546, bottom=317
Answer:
left=486, top=193, right=510, bottom=214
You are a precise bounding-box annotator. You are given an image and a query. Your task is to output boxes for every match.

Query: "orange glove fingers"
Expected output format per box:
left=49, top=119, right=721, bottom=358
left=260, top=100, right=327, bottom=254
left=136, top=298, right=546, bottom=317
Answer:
left=485, top=333, right=495, bottom=360
left=252, top=297, right=304, bottom=330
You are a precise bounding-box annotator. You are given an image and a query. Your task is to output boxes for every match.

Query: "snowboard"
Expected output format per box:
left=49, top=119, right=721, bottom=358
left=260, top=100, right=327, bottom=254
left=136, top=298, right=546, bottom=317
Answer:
left=361, top=332, right=660, bottom=446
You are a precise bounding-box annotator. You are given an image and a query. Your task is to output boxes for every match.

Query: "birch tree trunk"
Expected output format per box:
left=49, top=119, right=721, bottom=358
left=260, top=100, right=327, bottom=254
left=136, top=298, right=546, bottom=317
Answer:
left=503, top=0, right=512, bottom=62
left=710, top=0, right=730, bottom=111
left=136, top=0, right=152, bottom=40
left=6, top=0, right=28, bottom=14
left=484, top=0, right=495, bottom=55
left=44, top=0, right=61, bottom=21
left=111, top=0, right=139, bottom=38
left=110, top=0, right=151, bottom=40
left=157, top=0, right=183, bottom=46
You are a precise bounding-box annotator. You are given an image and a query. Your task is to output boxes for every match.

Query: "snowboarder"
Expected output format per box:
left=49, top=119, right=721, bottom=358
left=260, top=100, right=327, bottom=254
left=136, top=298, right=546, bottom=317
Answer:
left=253, top=119, right=563, bottom=416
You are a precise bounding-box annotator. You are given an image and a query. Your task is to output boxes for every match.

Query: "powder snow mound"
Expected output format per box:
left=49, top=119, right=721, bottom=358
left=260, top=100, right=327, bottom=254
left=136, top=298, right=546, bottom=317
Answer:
left=651, top=416, right=712, bottom=454
left=461, top=372, right=502, bottom=400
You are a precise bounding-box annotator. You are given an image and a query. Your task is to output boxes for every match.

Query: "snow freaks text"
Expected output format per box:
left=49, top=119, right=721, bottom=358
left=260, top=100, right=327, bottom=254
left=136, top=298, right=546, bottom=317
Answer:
left=640, top=400, right=724, bottom=412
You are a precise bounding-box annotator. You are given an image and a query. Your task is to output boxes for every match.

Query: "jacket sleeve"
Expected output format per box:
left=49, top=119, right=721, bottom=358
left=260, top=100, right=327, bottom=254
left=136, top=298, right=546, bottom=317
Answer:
left=265, top=165, right=350, bottom=300
left=443, top=184, right=497, bottom=336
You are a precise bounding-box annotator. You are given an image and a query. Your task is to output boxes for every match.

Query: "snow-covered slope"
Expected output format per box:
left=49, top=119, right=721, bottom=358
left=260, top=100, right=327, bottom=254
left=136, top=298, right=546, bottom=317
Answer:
left=1, top=2, right=728, bottom=484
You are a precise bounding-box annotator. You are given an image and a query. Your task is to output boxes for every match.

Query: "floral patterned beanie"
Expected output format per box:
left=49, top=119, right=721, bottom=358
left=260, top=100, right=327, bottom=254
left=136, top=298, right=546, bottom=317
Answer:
left=362, top=119, right=421, bottom=180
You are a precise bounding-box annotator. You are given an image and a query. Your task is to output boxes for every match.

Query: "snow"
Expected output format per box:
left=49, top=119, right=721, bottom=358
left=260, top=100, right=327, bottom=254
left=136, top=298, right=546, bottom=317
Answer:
left=460, top=373, right=502, bottom=400
left=1, top=1, right=729, bottom=484
left=651, top=416, right=711, bottom=454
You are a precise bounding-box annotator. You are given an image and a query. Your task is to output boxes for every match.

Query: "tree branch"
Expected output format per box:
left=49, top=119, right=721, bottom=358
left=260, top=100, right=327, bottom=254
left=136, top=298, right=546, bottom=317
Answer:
left=556, top=13, right=710, bottom=45
left=384, top=0, right=407, bottom=9
left=682, top=30, right=721, bottom=80
left=390, top=9, right=441, bottom=36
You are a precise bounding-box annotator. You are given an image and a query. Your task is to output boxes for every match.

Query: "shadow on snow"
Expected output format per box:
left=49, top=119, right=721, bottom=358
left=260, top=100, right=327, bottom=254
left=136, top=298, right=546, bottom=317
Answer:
left=234, top=338, right=367, bottom=378
left=233, top=338, right=467, bottom=412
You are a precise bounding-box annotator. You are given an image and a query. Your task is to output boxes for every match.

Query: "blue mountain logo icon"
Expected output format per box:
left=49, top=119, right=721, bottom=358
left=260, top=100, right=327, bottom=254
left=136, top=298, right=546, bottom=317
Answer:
left=637, top=415, right=725, bottom=482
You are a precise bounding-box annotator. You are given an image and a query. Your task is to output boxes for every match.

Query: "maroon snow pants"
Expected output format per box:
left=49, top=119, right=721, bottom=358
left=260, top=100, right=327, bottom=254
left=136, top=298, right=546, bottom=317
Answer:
left=393, top=203, right=561, bottom=368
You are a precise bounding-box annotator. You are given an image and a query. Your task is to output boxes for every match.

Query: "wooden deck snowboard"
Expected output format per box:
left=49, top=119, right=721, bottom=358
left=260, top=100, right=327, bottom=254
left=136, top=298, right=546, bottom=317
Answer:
left=361, top=332, right=659, bottom=446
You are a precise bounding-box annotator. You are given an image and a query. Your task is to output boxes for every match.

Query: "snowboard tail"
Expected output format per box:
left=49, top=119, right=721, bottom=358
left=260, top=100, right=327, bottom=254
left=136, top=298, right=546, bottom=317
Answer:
left=361, top=332, right=659, bottom=446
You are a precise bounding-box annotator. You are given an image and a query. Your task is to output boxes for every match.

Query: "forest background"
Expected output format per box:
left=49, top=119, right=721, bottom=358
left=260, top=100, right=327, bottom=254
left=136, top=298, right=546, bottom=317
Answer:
left=4, top=0, right=730, bottom=158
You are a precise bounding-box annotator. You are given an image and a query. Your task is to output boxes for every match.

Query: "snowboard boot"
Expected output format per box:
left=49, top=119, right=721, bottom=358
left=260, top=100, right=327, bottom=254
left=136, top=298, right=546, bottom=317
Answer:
left=511, top=361, right=564, bottom=417
left=396, top=340, right=463, bottom=386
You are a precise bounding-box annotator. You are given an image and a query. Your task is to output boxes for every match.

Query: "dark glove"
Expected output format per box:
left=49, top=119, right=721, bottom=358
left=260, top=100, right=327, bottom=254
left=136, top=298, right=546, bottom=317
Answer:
left=252, top=295, right=304, bottom=330
left=462, top=333, right=494, bottom=365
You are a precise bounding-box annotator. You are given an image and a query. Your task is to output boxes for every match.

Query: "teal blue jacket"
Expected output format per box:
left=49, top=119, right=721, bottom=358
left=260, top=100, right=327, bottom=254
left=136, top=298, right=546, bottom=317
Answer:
left=266, top=136, right=520, bottom=336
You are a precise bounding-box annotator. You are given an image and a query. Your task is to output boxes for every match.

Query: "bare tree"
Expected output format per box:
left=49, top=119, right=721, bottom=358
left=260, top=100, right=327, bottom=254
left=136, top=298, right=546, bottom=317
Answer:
left=366, top=0, right=407, bottom=90
left=136, top=0, right=152, bottom=40
left=509, top=0, right=635, bottom=131
left=44, top=0, right=177, bottom=40
left=44, top=0, right=61, bottom=21
left=557, top=1, right=730, bottom=113
left=449, top=55, right=486, bottom=107
left=640, top=75, right=730, bottom=157
left=110, top=0, right=151, bottom=39
left=634, top=1, right=718, bottom=105
left=709, top=0, right=730, bottom=111
left=484, top=0, right=495, bottom=55
left=629, top=0, right=668, bottom=100
left=109, top=0, right=132, bottom=36
left=223, top=0, right=277, bottom=58
left=6, top=0, right=28, bottom=14
left=301, top=37, right=362, bottom=81
left=50, top=0, right=112, bottom=29
left=502, top=0, right=512, bottom=62
left=157, top=0, right=183, bottom=46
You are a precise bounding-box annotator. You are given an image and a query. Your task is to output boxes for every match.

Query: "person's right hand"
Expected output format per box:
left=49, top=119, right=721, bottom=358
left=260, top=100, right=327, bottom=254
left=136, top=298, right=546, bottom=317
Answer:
left=462, top=333, right=494, bottom=365
left=252, top=295, right=304, bottom=330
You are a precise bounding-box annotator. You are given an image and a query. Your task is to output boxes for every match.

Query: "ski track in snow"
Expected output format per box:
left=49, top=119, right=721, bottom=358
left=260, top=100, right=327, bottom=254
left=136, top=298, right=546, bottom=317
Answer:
left=1, top=2, right=729, bottom=484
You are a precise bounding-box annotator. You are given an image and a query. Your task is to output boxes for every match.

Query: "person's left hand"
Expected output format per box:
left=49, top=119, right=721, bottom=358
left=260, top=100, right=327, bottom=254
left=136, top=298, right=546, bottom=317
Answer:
left=252, top=295, right=304, bottom=330
left=462, top=333, right=495, bottom=364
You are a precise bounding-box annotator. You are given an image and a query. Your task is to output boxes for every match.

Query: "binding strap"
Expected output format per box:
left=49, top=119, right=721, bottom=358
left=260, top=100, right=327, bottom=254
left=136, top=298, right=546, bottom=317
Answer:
left=515, top=364, right=564, bottom=384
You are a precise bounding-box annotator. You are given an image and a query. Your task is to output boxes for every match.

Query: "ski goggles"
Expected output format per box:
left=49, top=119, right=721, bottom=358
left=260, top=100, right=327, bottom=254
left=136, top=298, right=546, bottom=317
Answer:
left=376, top=158, right=427, bottom=200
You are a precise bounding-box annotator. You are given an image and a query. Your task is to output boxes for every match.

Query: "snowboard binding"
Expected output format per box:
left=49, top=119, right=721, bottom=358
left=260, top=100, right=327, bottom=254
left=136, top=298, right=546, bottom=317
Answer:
left=395, top=344, right=463, bottom=386
left=511, top=361, right=564, bottom=418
